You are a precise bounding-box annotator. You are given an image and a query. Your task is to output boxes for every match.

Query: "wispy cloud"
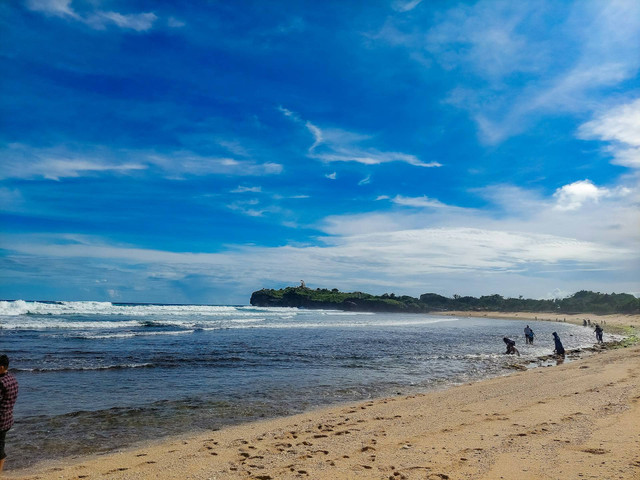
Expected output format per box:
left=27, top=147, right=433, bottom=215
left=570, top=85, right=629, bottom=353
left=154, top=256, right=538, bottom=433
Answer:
left=226, top=199, right=264, bottom=217
left=231, top=186, right=262, bottom=194
left=86, top=11, right=158, bottom=32
left=281, top=108, right=441, bottom=167
left=26, top=0, right=158, bottom=31
left=0, top=188, right=24, bottom=212
left=0, top=144, right=283, bottom=180
left=277, top=106, right=301, bottom=122
left=25, top=0, right=79, bottom=18
left=167, top=17, right=186, bottom=28
left=391, top=0, right=424, bottom=13
left=377, top=0, right=640, bottom=144
left=0, top=144, right=147, bottom=180
left=388, top=195, right=447, bottom=208
left=305, top=121, right=324, bottom=152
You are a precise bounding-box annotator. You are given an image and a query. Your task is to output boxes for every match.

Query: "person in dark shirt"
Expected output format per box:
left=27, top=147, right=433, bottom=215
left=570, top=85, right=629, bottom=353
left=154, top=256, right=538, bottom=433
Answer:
left=552, top=332, right=565, bottom=356
left=594, top=324, right=604, bottom=343
left=0, top=354, right=19, bottom=473
left=503, top=337, right=520, bottom=356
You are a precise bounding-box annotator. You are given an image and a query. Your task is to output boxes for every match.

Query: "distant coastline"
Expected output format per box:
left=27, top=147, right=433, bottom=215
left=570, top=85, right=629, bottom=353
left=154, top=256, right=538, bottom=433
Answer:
left=250, top=286, right=640, bottom=316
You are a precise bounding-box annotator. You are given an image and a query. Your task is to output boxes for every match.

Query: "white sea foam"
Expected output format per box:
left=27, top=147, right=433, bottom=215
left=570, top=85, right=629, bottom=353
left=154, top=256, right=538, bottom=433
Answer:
left=232, top=316, right=461, bottom=329
left=0, top=319, right=143, bottom=330
left=81, top=330, right=196, bottom=339
left=0, top=300, right=302, bottom=317
left=14, top=363, right=154, bottom=372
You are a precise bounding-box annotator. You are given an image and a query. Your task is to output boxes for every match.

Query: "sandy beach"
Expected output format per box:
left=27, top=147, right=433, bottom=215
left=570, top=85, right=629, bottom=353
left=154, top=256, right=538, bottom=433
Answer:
left=6, top=313, right=640, bottom=480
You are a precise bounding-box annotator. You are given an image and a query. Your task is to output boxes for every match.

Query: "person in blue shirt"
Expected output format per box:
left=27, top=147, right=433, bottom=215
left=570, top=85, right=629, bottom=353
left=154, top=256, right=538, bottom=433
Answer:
left=524, top=325, right=535, bottom=344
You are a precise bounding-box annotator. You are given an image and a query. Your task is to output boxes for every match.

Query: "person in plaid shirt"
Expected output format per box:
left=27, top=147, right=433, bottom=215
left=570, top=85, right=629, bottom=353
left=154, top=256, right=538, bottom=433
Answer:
left=0, top=354, right=18, bottom=472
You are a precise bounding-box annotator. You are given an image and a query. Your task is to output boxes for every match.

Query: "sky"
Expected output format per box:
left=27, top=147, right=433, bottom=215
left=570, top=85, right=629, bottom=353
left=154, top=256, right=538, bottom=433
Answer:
left=0, top=0, right=639, bottom=305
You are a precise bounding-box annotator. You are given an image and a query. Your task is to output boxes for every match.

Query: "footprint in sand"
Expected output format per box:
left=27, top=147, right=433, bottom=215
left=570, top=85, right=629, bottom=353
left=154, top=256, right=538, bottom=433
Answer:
left=106, top=467, right=129, bottom=474
left=582, top=448, right=609, bottom=455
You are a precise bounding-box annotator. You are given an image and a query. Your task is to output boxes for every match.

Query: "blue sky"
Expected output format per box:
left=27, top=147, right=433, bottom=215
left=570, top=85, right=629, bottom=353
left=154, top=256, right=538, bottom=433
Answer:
left=1, top=0, right=639, bottom=304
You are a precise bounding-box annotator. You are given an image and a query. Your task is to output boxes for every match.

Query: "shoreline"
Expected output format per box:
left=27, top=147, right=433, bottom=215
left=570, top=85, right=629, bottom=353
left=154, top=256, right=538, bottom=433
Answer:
left=438, top=310, right=640, bottom=335
left=6, top=312, right=640, bottom=479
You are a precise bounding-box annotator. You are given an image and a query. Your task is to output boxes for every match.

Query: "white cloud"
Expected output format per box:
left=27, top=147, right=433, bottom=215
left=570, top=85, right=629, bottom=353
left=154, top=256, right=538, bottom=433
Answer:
left=3, top=170, right=637, bottom=302
left=3, top=223, right=635, bottom=304
left=578, top=98, right=640, bottom=168
left=553, top=179, right=630, bottom=211
left=389, top=195, right=446, bottom=208
left=322, top=180, right=639, bottom=254
left=325, top=172, right=337, bottom=180
left=553, top=180, right=605, bottom=211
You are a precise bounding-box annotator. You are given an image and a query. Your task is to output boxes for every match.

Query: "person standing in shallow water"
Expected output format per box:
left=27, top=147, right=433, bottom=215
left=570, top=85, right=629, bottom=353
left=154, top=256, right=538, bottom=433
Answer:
left=594, top=324, right=604, bottom=344
left=552, top=332, right=565, bottom=356
left=0, top=354, right=19, bottom=473
left=524, top=325, right=535, bottom=344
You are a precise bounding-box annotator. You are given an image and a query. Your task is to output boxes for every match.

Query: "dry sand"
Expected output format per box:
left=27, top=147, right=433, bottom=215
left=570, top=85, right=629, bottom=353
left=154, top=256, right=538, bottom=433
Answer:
left=5, top=314, right=640, bottom=480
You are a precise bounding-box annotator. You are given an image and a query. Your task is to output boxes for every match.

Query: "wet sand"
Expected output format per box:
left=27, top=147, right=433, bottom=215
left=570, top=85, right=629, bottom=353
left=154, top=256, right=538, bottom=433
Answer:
left=6, top=314, right=640, bottom=480
left=439, top=311, right=639, bottom=334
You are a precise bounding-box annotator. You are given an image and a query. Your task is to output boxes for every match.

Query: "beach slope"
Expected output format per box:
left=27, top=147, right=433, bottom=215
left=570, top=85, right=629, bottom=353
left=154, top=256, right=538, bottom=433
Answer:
left=7, top=344, right=640, bottom=480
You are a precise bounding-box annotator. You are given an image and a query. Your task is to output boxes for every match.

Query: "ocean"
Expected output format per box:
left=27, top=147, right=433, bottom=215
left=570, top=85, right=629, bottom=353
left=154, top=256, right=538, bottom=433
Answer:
left=0, top=300, right=612, bottom=470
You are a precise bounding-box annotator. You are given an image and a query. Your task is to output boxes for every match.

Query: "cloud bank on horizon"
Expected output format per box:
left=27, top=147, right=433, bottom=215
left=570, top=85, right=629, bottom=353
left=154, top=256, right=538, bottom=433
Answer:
left=0, top=0, right=638, bottom=304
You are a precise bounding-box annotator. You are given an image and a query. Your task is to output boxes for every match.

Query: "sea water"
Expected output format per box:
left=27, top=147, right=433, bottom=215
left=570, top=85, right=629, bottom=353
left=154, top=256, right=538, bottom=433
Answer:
left=0, top=300, right=613, bottom=469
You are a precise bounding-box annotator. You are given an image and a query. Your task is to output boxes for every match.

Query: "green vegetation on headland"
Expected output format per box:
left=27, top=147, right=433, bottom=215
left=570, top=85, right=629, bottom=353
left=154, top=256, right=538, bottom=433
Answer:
left=250, top=287, right=640, bottom=315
